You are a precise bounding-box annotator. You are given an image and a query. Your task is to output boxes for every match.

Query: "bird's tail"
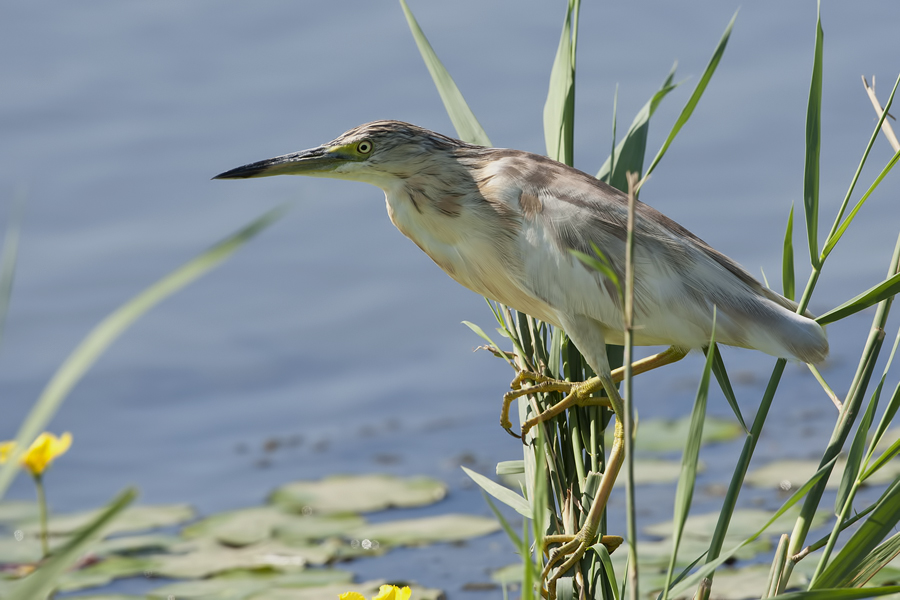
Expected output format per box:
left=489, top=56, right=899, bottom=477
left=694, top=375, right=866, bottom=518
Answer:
left=723, top=289, right=828, bottom=364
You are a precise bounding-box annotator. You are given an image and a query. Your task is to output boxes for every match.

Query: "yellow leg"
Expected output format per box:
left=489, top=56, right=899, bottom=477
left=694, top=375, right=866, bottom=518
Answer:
left=501, top=346, right=687, bottom=438
left=542, top=372, right=626, bottom=599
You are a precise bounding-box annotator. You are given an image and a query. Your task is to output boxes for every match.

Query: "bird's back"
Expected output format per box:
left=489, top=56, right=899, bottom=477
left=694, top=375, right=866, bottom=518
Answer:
left=468, top=148, right=829, bottom=364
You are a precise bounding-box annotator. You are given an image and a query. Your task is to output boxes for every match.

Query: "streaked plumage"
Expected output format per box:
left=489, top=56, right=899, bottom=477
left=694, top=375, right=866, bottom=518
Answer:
left=215, top=120, right=828, bottom=371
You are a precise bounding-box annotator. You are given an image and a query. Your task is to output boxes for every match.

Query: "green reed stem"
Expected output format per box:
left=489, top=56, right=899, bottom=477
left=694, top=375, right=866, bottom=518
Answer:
left=34, top=474, right=49, bottom=558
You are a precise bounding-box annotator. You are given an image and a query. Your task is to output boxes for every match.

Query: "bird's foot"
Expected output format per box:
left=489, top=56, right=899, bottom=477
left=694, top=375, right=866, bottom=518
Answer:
left=541, top=531, right=623, bottom=598
left=501, top=372, right=607, bottom=438
left=501, top=348, right=689, bottom=438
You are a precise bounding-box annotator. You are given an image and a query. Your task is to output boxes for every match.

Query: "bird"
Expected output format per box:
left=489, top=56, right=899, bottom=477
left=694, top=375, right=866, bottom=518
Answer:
left=214, top=119, right=828, bottom=592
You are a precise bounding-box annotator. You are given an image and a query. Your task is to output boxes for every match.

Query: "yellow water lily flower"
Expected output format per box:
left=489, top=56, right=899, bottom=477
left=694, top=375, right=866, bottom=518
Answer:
left=0, top=432, right=72, bottom=476
left=339, top=585, right=411, bottom=600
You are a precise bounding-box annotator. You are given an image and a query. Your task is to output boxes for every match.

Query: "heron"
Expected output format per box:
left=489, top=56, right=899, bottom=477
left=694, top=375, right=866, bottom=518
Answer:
left=214, top=120, right=828, bottom=592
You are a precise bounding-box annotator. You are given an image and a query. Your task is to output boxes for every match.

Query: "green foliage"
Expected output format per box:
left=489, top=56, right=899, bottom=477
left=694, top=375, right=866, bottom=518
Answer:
left=0, top=474, right=494, bottom=596
left=400, top=1, right=900, bottom=599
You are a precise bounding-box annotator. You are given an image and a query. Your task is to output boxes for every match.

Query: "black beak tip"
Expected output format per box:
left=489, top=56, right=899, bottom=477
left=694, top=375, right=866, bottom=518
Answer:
left=213, top=165, right=259, bottom=180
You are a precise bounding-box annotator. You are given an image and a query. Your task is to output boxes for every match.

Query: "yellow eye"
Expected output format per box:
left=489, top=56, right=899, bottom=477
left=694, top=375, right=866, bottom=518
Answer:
left=357, top=140, right=373, bottom=154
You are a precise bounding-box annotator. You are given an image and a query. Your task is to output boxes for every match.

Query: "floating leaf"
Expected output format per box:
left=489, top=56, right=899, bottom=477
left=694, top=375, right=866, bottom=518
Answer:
left=632, top=458, right=704, bottom=485
left=491, top=563, right=524, bottom=585
left=146, top=569, right=353, bottom=600
left=17, top=504, right=195, bottom=537
left=269, top=475, right=446, bottom=514
left=275, top=514, right=367, bottom=545
left=56, top=555, right=158, bottom=592
left=0, top=533, right=179, bottom=566
left=53, top=596, right=142, bottom=600
left=150, top=539, right=333, bottom=579
left=605, top=416, right=743, bottom=453
left=348, top=513, right=500, bottom=547
left=0, top=501, right=39, bottom=524
left=628, top=535, right=767, bottom=569
left=746, top=457, right=900, bottom=490
left=644, top=507, right=829, bottom=541
left=91, top=533, right=181, bottom=556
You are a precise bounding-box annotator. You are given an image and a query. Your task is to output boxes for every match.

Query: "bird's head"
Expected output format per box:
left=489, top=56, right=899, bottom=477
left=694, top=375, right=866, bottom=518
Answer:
left=214, top=120, right=475, bottom=191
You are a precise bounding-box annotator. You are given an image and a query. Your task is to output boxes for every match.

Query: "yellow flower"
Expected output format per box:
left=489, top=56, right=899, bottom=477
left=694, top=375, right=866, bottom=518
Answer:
left=374, top=586, right=411, bottom=600
left=339, top=586, right=411, bottom=600
left=0, top=432, right=72, bottom=476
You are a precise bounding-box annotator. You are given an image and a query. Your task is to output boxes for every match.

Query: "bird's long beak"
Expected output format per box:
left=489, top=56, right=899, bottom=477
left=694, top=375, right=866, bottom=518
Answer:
left=213, top=145, right=344, bottom=180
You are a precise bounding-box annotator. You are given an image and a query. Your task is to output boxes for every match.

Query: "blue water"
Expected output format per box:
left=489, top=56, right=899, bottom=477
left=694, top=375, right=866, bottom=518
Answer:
left=1, top=1, right=899, bottom=597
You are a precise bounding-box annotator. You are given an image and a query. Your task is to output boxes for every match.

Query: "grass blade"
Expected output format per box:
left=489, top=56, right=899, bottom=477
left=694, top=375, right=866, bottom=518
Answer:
left=802, top=1, right=824, bottom=268
left=543, top=0, right=579, bottom=165
left=640, top=11, right=736, bottom=186
left=0, top=208, right=286, bottom=499
left=863, top=329, right=900, bottom=464
left=461, top=465, right=532, bottom=517
left=710, top=344, right=747, bottom=432
left=783, top=204, right=796, bottom=301
left=667, top=455, right=837, bottom=598
left=398, top=0, right=491, bottom=147
left=834, top=373, right=883, bottom=513
left=661, top=315, right=716, bottom=600
left=841, top=530, right=900, bottom=588
left=821, top=147, right=900, bottom=260
left=0, top=187, right=26, bottom=349
left=811, top=477, right=900, bottom=588
left=765, top=534, right=790, bottom=598
left=483, top=492, right=524, bottom=549
left=597, top=65, right=679, bottom=191
left=592, top=543, right=620, bottom=600
left=7, top=487, right=136, bottom=600
left=816, top=250, right=900, bottom=325
left=862, top=437, right=900, bottom=482
left=821, top=73, right=900, bottom=261
left=774, top=588, right=900, bottom=600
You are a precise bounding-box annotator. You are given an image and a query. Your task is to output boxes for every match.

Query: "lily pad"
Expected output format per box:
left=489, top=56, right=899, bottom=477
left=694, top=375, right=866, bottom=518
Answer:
left=184, top=506, right=366, bottom=547
left=274, top=514, right=367, bottom=544
left=625, top=534, right=768, bottom=569
left=491, top=563, right=523, bottom=585
left=606, top=416, right=743, bottom=453
left=0, top=535, right=50, bottom=564
left=146, top=569, right=353, bottom=600
left=649, top=564, right=772, bottom=600
left=269, top=475, right=446, bottom=514
left=746, top=457, right=900, bottom=490
left=21, top=504, right=195, bottom=536
left=150, top=538, right=336, bottom=579
left=0, top=501, right=40, bottom=524
left=53, top=596, right=142, bottom=600
left=91, top=533, right=181, bottom=556
left=643, top=508, right=830, bottom=542
left=632, top=458, right=704, bottom=485
left=56, top=555, right=159, bottom=592
left=182, top=507, right=286, bottom=546
left=348, top=514, right=500, bottom=547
